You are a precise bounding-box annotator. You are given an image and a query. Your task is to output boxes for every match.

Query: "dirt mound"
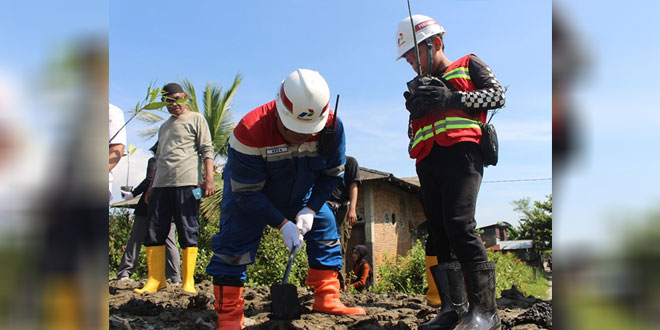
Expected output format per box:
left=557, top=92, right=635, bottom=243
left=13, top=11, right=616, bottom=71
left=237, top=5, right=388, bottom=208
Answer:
left=110, top=279, right=551, bottom=329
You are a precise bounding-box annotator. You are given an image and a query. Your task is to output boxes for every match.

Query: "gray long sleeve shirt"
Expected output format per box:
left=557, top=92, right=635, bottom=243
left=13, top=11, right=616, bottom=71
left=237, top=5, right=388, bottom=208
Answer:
left=153, top=111, right=214, bottom=187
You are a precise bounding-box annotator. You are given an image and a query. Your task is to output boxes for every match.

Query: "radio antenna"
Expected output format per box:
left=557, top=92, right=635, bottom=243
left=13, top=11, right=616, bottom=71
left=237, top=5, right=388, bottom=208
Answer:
left=406, top=0, right=422, bottom=77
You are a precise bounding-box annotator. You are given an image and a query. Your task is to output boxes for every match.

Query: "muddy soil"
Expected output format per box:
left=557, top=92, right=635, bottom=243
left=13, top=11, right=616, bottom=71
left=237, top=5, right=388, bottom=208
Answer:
left=109, top=279, right=551, bottom=330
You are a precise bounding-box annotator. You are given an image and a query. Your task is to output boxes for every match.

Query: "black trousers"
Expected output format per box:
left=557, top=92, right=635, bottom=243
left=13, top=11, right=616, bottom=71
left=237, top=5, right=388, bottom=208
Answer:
left=416, top=142, right=488, bottom=263
left=145, top=186, right=199, bottom=248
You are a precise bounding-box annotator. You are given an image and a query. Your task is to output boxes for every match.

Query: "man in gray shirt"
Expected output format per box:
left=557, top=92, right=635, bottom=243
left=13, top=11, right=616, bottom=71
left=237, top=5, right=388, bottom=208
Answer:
left=134, top=82, right=215, bottom=295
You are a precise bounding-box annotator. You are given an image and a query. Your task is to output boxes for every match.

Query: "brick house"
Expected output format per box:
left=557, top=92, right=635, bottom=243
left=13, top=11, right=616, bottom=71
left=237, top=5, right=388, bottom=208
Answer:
left=344, top=167, right=426, bottom=276
left=479, top=222, right=510, bottom=248
left=479, top=222, right=535, bottom=263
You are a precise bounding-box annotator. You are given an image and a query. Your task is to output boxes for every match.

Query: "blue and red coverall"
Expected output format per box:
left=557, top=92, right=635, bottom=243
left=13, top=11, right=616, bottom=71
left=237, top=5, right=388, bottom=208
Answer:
left=206, top=100, right=346, bottom=282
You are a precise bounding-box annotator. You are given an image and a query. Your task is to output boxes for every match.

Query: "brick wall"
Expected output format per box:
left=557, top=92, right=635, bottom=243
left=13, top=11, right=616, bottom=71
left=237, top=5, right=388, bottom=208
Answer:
left=347, top=181, right=426, bottom=275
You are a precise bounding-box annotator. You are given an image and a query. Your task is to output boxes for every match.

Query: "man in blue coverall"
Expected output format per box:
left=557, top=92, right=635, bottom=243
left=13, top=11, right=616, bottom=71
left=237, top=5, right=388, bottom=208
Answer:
left=206, top=69, right=366, bottom=329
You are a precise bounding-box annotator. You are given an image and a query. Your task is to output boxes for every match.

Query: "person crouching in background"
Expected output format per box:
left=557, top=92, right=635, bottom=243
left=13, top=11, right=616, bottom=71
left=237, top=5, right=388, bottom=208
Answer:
left=348, top=245, right=372, bottom=292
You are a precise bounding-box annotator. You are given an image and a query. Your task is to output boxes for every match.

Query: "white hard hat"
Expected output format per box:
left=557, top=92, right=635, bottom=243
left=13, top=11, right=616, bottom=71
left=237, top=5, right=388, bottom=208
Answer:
left=395, top=15, right=445, bottom=60
left=275, top=69, right=330, bottom=134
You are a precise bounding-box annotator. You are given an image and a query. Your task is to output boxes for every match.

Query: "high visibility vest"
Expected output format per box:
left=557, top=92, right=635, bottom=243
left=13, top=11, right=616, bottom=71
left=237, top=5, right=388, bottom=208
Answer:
left=408, top=54, right=486, bottom=163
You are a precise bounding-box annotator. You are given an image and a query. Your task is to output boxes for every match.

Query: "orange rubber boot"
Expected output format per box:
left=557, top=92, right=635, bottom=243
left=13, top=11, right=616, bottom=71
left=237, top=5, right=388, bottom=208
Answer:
left=306, top=268, right=367, bottom=315
left=213, top=285, right=244, bottom=330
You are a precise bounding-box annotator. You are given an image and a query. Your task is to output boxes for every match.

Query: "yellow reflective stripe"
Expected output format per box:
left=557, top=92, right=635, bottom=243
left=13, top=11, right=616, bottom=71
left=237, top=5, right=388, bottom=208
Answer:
left=444, top=67, right=467, bottom=76
left=444, top=73, right=471, bottom=80
left=444, top=123, right=480, bottom=132
left=443, top=66, right=470, bottom=81
left=410, top=117, right=481, bottom=151
left=444, top=116, right=480, bottom=124
left=410, top=124, right=433, bottom=150
left=433, top=117, right=481, bottom=131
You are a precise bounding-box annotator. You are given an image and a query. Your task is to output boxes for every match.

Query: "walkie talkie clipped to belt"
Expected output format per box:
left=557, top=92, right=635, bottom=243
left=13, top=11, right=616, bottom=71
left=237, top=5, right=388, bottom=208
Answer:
left=317, top=94, right=340, bottom=157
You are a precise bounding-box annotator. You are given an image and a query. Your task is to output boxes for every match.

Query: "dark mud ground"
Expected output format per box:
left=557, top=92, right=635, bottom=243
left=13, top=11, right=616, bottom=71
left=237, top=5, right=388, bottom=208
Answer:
left=109, top=279, right=551, bottom=329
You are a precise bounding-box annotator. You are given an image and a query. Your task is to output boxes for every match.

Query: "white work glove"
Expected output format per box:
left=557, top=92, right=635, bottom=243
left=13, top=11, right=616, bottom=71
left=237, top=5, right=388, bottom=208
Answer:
left=295, top=207, right=315, bottom=236
left=279, top=220, right=303, bottom=253
left=120, top=190, right=134, bottom=200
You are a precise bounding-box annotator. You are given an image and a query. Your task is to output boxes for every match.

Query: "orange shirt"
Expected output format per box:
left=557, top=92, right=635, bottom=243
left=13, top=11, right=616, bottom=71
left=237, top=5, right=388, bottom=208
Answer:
left=350, top=260, right=371, bottom=291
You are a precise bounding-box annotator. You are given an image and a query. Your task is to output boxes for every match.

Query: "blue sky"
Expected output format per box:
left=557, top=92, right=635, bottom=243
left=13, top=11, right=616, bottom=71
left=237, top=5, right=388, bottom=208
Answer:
left=553, top=0, right=660, bottom=250
left=109, top=0, right=552, bottom=227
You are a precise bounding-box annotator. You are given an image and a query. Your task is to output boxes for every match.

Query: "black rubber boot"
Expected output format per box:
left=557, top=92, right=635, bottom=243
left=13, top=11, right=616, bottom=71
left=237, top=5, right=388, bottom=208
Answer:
left=419, top=261, right=469, bottom=330
left=453, top=261, right=500, bottom=330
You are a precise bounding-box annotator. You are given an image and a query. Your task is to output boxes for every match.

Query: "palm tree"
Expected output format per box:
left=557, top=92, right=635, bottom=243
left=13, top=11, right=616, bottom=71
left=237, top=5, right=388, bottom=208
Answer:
left=179, top=74, right=242, bottom=159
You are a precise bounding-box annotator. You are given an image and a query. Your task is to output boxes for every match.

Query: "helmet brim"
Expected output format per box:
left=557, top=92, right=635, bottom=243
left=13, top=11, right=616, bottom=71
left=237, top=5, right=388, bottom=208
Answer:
left=396, top=44, right=414, bottom=61
left=275, top=97, right=329, bottom=134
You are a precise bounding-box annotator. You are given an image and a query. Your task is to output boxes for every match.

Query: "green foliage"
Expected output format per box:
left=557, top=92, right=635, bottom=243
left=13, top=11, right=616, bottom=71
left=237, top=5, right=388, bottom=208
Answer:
left=199, top=175, right=224, bottom=222
left=179, top=75, right=241, bottom=159
left=246, top=226, right=309, bottom=287
left=194, top=246, right=214, bottom=282
left=110, top=206, right=313, bottom=286
left=366, top=240, right=548, bottom=299
left=488, top=250, right=549, bottom=299
left=511, top=194, right=552, bottom=257
left=499, top=221, right=521, bottom=240
left=143, top=101, right=169, bottom=110
left=109, top=209, right=139, bottom=278
left=618, top=208, right=660, bottom=309
left=194, top=208, right=220, bottom=282
left=371, top=239, right=427, bottom=294
left=110, top=209, right=547, bottom=299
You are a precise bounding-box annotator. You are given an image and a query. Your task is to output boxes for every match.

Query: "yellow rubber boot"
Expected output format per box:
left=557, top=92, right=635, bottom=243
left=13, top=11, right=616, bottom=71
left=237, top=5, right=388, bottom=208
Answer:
left=134, top=246, right=167, bottom=293
left=182, top=247, right=198, bottom=294
left=425, top=256, right=442, bottom=307
left=43, top=277, right=82, bottom=330
left=100, top=289, right=109, bottom=330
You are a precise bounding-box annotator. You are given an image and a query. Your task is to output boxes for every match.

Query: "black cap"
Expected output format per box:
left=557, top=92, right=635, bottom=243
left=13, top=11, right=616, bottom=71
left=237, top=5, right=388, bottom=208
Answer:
left=162, top=82, right=184, bottom=95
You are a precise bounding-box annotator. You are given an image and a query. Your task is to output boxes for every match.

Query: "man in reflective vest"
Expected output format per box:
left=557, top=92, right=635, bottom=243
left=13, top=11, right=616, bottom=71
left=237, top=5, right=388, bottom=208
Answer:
left=395, top=15, right=506, bottom=330
left=206, top=69, right=366, bottom=330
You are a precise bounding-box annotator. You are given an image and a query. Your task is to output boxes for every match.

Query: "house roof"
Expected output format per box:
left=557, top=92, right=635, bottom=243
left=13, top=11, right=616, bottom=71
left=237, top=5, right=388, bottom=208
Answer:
left=498, top=240, right=533, bottom=250
left=110, top=196, right=140, bottom=209
left=478, top=221, right=518, bottom=230
left=400, top=176, right=420, bottom=186
left=359, top=167, right=420, bottom=193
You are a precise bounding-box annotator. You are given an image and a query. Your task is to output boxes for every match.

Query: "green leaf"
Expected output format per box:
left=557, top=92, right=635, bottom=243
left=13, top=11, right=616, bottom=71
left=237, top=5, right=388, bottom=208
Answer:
left=143, top=102, right=168, bottom=110
left=148, top=88, right=163, bottom=103
left=136, top=111, right=165, bottom=123
left=176, top=97, right=189, bottom=104
left=137, top=128, right=159, bottom=140
left=126, top=143, right=137, bottom=156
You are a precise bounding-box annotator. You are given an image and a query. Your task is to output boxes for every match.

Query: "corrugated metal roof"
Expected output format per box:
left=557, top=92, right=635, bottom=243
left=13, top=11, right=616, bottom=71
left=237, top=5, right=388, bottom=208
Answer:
left=110, top=196, right=140, bottom=209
